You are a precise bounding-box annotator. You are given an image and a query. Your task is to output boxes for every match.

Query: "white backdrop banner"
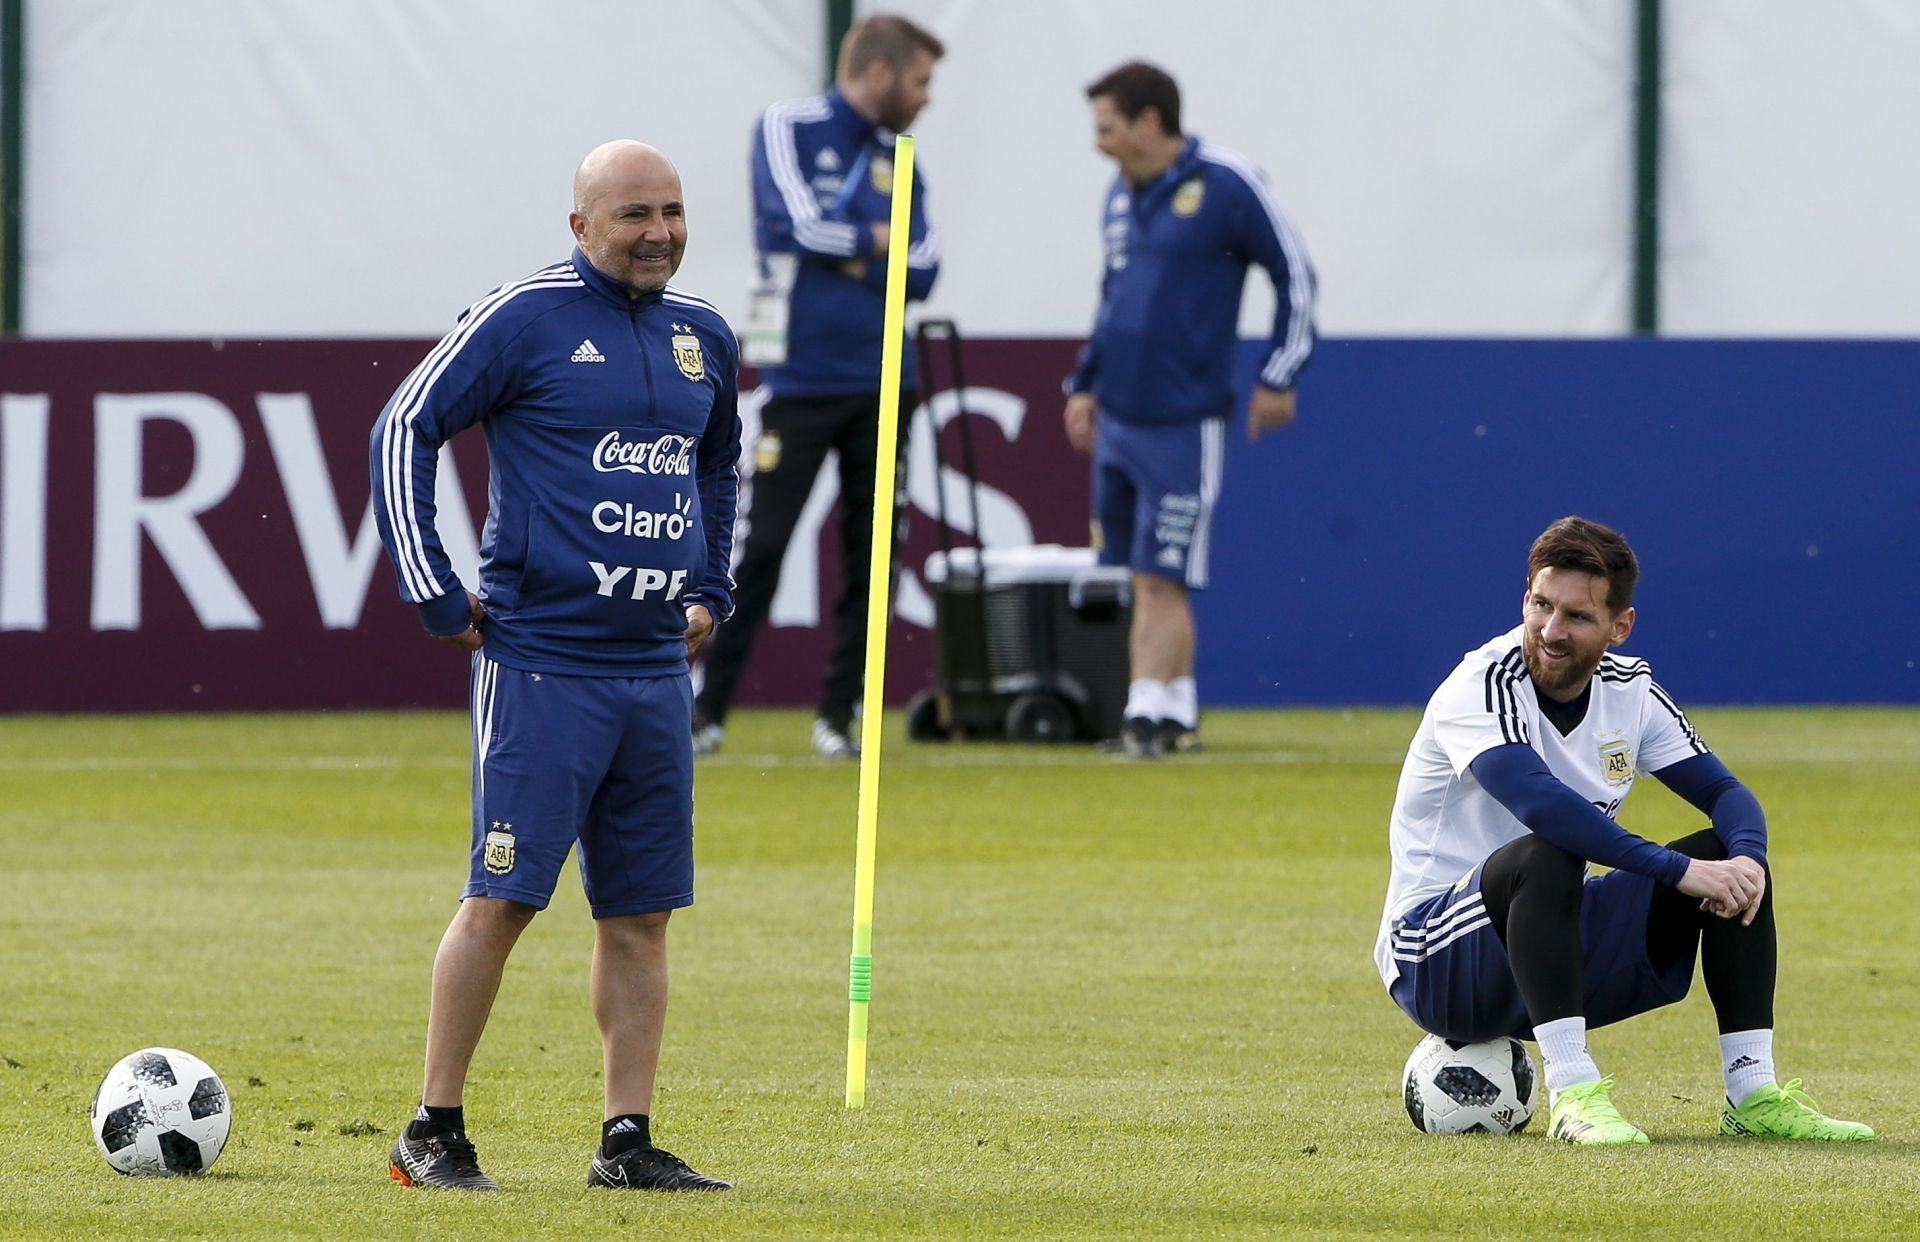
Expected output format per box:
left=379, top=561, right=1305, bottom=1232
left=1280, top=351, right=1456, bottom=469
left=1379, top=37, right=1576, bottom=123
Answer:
left=23, top=0, right=819, bottom=337
left=1662, top=0, right=1920, bottom=336
left=861, top=0, right=1634, bottom=337
left=18, top=1, right=1920, bottom=338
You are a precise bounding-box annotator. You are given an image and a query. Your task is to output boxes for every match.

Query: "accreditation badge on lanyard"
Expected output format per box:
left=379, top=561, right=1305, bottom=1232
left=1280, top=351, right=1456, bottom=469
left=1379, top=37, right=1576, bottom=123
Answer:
left=743, top=251, right=797, bottom=366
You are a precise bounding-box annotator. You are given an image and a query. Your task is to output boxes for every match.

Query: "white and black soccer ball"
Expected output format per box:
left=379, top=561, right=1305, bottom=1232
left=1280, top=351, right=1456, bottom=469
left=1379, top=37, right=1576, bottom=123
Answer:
left=89, top=1047, right=232, bottom=1175
left=1402, top=1033, right=1538, bottom=1135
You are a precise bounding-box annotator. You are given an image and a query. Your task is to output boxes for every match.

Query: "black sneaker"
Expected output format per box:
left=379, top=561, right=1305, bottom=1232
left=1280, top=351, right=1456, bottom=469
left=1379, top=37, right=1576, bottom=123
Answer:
left=389, top=1128, right=500, bottom=1191
left=1118, top=715, right=1164, bottom=759
left=587, top=1143, right=732, bottom=1191
left=1153, top=719, right=1204, bottom=754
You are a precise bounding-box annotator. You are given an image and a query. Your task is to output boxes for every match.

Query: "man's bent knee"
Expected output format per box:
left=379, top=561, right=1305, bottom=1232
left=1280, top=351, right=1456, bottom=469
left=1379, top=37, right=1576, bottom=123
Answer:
left=1665, top=827, right=1730, bottom=862
left=1496, top=833, right=1585, bottom=881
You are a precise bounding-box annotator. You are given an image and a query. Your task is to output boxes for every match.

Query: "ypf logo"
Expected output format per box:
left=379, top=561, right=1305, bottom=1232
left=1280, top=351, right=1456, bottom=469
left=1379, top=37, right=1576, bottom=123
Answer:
left=593, top=431, right=696, bottom=476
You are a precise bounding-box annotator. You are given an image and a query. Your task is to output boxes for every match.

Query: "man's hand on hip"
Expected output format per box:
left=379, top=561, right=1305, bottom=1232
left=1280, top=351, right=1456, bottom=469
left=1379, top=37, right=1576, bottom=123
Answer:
left=684, top=603, right=715, bottom=659
left=433, top=591, right=486, bottom=652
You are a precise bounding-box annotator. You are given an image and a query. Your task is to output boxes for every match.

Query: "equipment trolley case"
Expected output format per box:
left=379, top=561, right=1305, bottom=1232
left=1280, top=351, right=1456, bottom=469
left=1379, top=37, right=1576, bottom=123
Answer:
left=910, top=545, right=1131, bottom=743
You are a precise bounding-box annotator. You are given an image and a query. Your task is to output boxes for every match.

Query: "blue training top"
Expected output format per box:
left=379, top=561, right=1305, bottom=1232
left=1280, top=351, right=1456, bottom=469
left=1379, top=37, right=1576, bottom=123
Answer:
left=1067, top=136, right=1317, bottom=426
left=370, top=250, right=741, bottom=678
left=747, top=86, right=940, bottom=396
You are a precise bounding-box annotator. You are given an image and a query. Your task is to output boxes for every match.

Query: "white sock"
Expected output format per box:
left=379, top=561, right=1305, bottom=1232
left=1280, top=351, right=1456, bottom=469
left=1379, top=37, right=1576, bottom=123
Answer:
left=1535, top=1016, right=1602, bottom=1098
left=1165, top=676, right=1198, bottom=729
left=1124, top=678, right=1169, bottom=722
left=1719, top=1029, right=1775, bottom=1106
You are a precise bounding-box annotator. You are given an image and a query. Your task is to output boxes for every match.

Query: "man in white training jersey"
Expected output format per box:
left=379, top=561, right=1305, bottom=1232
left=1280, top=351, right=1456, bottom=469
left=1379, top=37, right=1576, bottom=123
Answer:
left=1375, top=516, right=1873, bottom=1145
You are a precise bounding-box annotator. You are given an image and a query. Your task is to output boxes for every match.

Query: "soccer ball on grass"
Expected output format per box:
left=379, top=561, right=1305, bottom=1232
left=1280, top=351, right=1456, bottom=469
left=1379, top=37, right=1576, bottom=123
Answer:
left=1402, top=1033, right=1537, bottom=1135
left=89, top=1047, right=232, bottom=1175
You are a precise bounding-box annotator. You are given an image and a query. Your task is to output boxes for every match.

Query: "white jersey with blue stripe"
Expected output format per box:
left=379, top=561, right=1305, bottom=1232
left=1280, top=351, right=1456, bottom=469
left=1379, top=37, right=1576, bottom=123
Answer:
left=1373, top=626, right=1708, bottom=988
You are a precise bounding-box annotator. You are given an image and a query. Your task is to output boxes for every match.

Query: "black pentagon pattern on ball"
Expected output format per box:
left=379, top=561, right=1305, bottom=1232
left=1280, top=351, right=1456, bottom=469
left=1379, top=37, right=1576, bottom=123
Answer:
left=1433, top=1064, right=1502, bottom=1107
left=158, top=1130, right=204, bottom=1174
left=1509, top=1040, right=1535, bottom=1102
left=129, top=1051, right=177, bottom=1088
left=187, top=1076, right=228, bottom=1120
left=99, top=1100, right=147, bottom=1153
left=1404, top=1069, right=1428, bottom=1131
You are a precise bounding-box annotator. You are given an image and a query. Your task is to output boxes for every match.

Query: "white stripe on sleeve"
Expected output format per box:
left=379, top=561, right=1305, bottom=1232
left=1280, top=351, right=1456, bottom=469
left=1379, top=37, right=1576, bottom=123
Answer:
left=762, top=98, right=861, bottom=257
left=376, top=265, right=579, bottom=602
left=1199, top=144, right=1315, bottom=389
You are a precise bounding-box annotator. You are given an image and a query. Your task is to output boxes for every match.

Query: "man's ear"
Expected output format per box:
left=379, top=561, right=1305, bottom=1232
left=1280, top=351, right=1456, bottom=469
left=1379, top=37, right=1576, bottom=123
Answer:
left=1610, top=605, right=1636, bottom=648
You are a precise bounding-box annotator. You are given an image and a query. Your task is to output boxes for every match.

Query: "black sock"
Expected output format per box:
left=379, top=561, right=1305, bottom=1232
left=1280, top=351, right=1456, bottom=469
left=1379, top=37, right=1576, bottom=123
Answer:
left=406, top=1103, right=466, bottom=1141
left=602, top=1113, right=651, bottom=1155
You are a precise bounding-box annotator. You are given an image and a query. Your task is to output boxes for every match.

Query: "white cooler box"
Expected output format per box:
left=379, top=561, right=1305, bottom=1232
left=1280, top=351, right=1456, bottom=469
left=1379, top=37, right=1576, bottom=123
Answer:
left=911, top=545, right=1132, bottom=742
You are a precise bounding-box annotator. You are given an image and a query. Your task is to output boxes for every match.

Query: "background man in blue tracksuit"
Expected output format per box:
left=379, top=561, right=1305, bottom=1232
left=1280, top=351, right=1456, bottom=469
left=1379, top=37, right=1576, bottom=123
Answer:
left=1063, top=61, right=1317, bottom=758
left=371, top=140, right=738, bottom=1193
left=694, top=13, right=943, bottom=759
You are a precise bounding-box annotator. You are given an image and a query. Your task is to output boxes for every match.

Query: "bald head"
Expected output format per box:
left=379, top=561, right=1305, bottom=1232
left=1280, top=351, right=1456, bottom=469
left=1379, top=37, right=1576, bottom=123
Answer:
left=569, top=140, right=687, bottom=297
left=573, top=140, right=676, bottom=214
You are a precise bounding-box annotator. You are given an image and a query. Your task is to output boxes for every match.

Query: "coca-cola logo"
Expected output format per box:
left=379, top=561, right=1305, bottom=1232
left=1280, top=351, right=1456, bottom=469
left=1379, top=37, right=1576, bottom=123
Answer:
left=593, top=431, right=696, bottom=476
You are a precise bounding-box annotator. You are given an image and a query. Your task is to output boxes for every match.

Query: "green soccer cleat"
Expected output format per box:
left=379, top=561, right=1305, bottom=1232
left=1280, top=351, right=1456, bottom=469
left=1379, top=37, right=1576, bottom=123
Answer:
left=1720, top=1079, right=1876, bottom=1141
left=1547, top=1077, right=1650, bottom=1145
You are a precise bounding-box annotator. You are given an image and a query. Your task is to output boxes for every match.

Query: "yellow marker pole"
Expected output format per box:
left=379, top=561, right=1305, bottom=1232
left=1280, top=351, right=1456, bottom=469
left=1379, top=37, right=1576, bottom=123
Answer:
left=846, top=133, right=915, bottom=1110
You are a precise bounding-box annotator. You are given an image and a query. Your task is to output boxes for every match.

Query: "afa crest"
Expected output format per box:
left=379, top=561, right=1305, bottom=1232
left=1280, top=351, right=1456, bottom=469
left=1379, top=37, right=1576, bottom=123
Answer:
left=483, top=823, right=515, bottom=875
left=870, top=153, right=893, bottom=194
left=755, top=429, right=783, bottom=473
left=671, top=332, right=705, bottom=381
left=1598, top=737, right=1634, bottom=787
left=1172, top=177, right=1205, bottom=217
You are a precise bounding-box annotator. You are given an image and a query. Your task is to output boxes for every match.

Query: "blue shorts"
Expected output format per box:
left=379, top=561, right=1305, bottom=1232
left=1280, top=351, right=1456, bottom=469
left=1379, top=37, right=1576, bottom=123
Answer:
left=1386, top=861, right=1694, bottom=1042
left=1092, top=415, right=1225, bottom=589
left=464, top=653, right=696, bottom=918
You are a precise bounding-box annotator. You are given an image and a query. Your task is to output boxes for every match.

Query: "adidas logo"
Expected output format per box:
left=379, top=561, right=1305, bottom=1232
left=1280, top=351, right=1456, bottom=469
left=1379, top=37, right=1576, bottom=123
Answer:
left=571, top=339, right=607, bottom=363
left=1728, top=1055, right=1760, bottom=1071
left=1156, top=545, right=1185, bottom=569
left=816, top=147, right=842, bottom=171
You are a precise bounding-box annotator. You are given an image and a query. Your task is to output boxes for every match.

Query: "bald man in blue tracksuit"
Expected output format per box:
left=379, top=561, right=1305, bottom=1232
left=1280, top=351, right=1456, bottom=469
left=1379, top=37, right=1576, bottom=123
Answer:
left=372, top=141, right=736, bottom=1193
left=1063, top=61, right=1316, bottom=758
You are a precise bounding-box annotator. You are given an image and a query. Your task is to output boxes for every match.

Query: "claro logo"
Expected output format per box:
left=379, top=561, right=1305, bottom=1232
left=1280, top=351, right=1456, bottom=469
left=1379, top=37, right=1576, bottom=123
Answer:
left=592, top=431, right=696, bottom=476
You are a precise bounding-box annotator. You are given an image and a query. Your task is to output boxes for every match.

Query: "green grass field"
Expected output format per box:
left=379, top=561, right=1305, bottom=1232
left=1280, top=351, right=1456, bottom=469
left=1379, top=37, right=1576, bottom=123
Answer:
left=3, top=707, right=1917, bottom=1238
